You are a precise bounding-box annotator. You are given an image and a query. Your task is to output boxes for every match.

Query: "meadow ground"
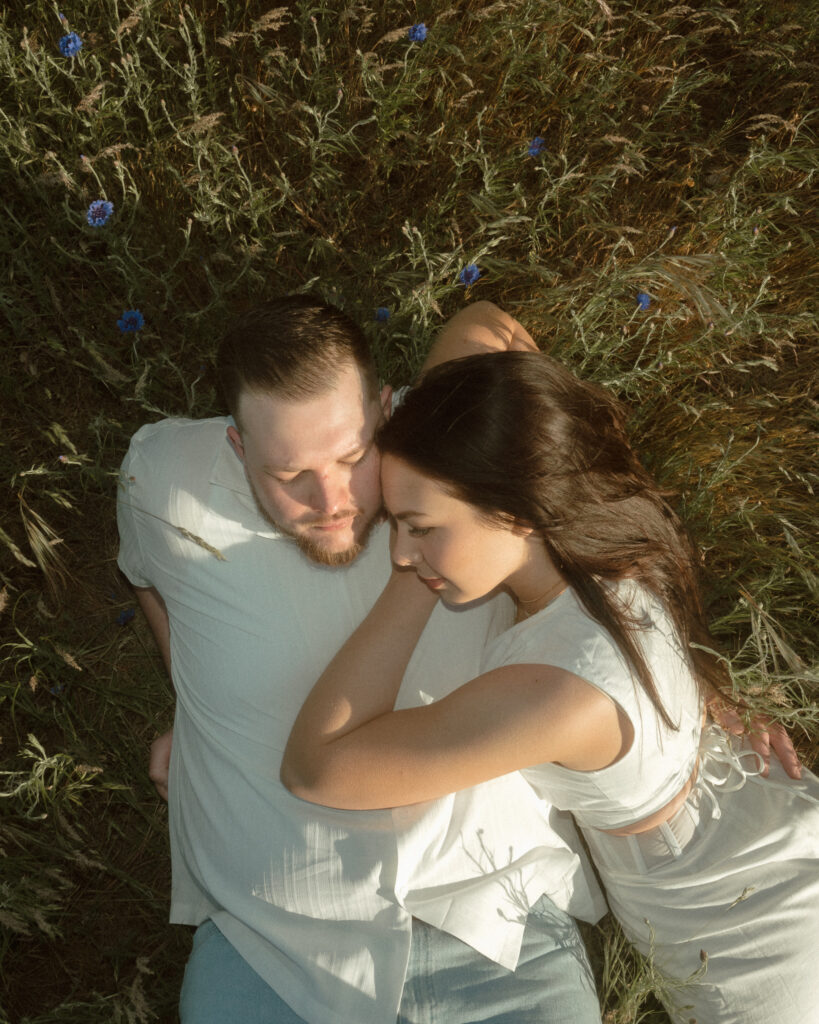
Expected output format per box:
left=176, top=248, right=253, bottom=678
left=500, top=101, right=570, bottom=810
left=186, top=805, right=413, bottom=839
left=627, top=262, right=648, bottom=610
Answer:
left=0, top=1, right=816, bottom=1021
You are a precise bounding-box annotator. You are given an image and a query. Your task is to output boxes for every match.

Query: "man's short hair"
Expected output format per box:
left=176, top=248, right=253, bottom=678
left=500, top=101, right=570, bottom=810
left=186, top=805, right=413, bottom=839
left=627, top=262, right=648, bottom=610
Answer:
left=216, top=294, right=379, bottom=424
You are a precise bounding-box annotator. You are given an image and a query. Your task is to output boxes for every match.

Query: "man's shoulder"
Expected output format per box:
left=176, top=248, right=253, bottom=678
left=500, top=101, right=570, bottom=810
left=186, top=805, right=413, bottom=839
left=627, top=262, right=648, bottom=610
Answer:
left=119, top=416, right=230, bottom=513
left=127, top=415, right=229, bottom=455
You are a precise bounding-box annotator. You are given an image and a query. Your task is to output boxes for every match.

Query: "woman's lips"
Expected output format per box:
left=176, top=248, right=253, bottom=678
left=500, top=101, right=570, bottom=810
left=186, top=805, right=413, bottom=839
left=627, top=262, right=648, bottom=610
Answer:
left=418, top=575, right=445, bottom=591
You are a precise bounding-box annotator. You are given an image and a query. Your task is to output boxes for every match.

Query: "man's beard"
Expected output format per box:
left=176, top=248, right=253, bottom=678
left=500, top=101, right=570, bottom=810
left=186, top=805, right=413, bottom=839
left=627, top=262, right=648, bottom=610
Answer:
left=293, top=515, right=380, bottom=566
left=248, top=479, right=381, bottom=566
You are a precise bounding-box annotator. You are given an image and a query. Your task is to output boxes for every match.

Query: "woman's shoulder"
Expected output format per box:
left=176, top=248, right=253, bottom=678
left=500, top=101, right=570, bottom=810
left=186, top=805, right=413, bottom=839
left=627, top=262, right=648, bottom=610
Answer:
left=485, top=586, right=625, bottom=678
left=484, top=580, right=692, bottom=705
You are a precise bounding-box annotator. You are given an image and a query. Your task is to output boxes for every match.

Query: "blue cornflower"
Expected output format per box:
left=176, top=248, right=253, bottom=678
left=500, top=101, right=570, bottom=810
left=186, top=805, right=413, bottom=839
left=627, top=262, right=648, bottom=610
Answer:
left=86, top=199, right=114, bottom=227
left=375, top=307, right=390, bottom=322
left=636, top=292, right=651, bottom=311
left=117, top=309, right=145, bottom=332
left=58, top=31, right=83, bottom=57
left=459, top=264, right=480, bottom=287
left=117, top=607, right=136, bottom=626
left=528, top=136, right=546, bottom=157
left=408, top=23, right=427, bottom=42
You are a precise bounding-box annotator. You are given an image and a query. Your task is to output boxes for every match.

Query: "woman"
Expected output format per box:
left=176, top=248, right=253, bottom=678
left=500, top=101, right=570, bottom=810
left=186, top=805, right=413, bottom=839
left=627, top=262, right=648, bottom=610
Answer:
left=282, top=351, right=819, bottom=1023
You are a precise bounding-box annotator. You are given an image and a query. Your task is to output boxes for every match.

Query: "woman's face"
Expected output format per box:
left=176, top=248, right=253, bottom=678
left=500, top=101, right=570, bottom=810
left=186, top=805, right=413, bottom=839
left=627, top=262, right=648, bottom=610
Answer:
left=381, top=454, right=532, bottom=605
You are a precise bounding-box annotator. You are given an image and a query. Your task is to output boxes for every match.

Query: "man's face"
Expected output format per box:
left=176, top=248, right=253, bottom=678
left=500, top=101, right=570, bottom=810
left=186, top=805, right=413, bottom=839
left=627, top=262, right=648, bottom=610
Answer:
left=227, top=362, right=390, bottom=566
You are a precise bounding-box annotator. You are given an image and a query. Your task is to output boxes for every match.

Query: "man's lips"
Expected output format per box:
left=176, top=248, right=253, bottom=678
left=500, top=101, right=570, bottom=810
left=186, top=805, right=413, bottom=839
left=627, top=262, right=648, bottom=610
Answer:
left=306, top=513, right=358, bottom=532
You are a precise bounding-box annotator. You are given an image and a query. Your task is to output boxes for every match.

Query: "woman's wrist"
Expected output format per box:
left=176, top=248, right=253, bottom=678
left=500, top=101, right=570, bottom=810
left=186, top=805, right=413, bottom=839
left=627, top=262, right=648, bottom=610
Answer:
left=387, top=567, right=439, bottom=601
left=380, top=568, right=438, bottom=626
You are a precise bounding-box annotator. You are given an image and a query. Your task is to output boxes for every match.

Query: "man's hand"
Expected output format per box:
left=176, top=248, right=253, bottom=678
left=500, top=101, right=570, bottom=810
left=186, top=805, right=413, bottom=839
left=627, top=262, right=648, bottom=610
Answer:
left=709, top=704, right=802, bottom=779
left=149, top=728, right=173, bottom=800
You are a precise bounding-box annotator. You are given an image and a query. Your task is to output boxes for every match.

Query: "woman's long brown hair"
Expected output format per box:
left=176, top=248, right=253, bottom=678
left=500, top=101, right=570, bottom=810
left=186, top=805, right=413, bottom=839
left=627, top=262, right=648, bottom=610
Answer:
left=378, top=351, right=730, bottom=728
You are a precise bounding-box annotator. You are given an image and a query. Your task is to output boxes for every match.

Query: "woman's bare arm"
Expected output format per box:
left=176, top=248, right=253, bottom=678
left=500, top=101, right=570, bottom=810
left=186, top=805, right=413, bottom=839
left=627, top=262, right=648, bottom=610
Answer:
left=420, top=302, right=538, bottom=377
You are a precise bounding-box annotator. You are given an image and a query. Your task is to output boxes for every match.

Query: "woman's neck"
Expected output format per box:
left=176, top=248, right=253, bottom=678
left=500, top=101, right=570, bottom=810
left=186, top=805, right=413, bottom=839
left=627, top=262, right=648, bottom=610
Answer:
left=507, top=545, right=567, bottom=623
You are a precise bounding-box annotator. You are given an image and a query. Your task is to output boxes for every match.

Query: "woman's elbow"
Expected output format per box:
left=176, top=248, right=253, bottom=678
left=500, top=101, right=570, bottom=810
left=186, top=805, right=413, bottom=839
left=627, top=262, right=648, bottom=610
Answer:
left=280, top=748, right=314, bottom=799
left=280, top=749, right=338, bottom=806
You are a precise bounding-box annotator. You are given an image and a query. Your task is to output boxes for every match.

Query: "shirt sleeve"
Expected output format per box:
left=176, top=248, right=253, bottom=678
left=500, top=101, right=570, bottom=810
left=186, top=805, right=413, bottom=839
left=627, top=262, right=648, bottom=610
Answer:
left=116, top=427, right=155, bottom=589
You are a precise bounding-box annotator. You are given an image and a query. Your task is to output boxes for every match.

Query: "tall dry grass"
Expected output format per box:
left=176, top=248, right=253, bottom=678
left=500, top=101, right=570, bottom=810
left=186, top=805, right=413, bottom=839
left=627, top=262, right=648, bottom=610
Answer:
left=1, top=2, right=816, bottom=1020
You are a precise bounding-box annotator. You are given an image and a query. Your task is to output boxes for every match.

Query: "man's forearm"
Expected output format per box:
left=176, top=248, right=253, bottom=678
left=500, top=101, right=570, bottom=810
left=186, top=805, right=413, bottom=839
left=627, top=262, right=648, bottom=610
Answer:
left=133, top=585, right=175, bottom=800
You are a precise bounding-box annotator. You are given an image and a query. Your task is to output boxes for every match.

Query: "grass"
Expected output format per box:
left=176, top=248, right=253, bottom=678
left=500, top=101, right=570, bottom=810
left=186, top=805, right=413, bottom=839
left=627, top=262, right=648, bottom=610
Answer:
left=1, top=1, right=816, bottom=1020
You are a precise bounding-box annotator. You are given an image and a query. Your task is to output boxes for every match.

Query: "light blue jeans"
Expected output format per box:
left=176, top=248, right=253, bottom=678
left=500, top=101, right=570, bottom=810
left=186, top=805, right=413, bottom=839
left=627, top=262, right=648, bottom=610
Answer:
left=179, top=896, right=601, bottom=1023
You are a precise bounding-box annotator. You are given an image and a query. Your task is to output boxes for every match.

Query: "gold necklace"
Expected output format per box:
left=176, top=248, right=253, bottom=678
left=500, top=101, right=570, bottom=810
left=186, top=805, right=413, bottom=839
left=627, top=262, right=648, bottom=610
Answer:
left=514, top=577, right=567, bottom=622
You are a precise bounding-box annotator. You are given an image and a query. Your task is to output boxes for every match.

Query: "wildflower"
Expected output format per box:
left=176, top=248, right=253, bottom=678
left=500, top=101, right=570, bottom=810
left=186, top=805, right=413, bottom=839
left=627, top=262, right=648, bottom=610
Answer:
left=528, top=136, right=545, bottom=157
left=117, top=608, right=136, bottom=626
left=58, top=31, right=83, bottom=57
left=86, top=199, right=114, bottom=226
left=459, top=264, right=480, bottom=287
left=117, top=309, right=145, bottom=332
left=375, top=307, right=390, bottom=322
left=636, top=292, right=651, bottom=311
left=408, top=23, right=427, bottom=42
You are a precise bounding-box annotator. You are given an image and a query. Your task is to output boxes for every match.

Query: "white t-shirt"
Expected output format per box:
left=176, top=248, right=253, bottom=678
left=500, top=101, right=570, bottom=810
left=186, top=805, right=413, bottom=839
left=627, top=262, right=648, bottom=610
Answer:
left=117, top=416, right=604, bottom=1024
left=483, top=581, right=704, bottom=830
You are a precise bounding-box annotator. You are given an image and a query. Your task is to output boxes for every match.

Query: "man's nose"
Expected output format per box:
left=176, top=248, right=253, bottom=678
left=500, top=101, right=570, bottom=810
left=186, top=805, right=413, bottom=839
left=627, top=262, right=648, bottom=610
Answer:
left=307, top=471, right=348, bottom=514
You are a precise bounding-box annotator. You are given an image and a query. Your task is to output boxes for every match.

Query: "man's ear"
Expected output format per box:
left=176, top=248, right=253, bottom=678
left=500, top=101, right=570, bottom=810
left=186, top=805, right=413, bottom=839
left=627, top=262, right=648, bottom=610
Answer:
left=380, top=384, right=393, bottom=419
left=226, top=425, right=245, bottom=462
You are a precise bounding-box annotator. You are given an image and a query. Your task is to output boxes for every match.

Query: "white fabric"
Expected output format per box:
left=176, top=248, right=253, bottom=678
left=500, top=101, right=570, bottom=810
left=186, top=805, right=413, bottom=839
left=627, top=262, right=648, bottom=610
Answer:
left=483, top=582, right=819, bottom=1023
left=117, top=416, right=604, bottom=1024
left=484, top=581, right=704, bottom=830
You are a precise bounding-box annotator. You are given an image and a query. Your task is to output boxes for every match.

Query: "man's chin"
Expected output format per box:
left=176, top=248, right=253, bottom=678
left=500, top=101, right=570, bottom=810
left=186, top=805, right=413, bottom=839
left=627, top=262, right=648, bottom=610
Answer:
left=248, top=482, right=382, bottom=566
left=295, top=535, right=363, bottom=567
left=294, top=515, right=380, bottom=567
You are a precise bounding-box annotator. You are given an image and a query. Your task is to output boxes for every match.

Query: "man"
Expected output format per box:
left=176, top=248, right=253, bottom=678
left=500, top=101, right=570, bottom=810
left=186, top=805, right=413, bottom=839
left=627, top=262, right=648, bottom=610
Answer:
left=116, top=295, right=604, bottom=1023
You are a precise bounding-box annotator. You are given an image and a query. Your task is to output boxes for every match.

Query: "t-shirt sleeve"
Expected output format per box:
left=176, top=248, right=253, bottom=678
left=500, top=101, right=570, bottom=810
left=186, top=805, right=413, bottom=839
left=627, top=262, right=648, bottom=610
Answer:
left=116, top=427, right=156, bottom=589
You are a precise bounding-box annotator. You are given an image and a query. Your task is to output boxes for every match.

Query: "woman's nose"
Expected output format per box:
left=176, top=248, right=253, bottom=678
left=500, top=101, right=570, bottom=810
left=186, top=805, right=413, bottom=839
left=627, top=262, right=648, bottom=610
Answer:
left=391, top=531, right=420, bottom=567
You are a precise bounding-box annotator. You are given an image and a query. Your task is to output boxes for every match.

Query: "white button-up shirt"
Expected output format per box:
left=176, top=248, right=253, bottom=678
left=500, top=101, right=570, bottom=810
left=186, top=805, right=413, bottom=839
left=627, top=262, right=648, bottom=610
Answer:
left=117, top=416, right=604, bottom=1024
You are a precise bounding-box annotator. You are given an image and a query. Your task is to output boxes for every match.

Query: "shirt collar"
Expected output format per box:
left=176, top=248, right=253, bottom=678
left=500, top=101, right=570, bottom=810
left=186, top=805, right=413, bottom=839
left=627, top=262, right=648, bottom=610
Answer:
left=209, top=416, right=252, bottom=496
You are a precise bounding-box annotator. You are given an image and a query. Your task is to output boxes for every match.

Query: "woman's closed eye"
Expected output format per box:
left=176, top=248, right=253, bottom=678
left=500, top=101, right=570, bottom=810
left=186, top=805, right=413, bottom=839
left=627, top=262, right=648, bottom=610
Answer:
left=407, top=525, right=431, bottom=537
